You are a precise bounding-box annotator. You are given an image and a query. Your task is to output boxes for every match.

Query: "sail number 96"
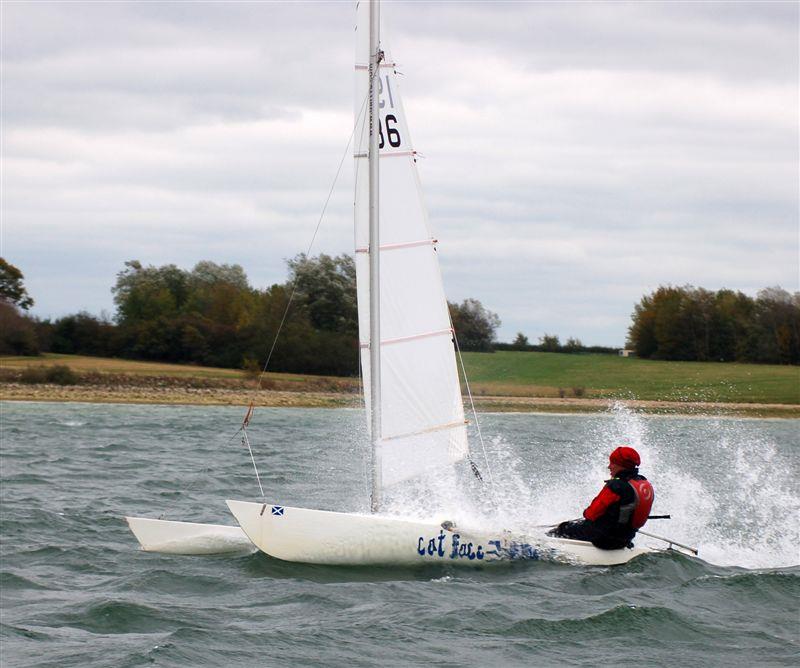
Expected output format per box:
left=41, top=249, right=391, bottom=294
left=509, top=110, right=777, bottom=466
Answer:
left=379, top=114, right=402, bottom=149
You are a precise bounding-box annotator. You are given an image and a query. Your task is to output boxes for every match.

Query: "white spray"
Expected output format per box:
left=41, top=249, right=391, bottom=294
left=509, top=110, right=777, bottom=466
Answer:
left=383, top=405, right=799, bottom=569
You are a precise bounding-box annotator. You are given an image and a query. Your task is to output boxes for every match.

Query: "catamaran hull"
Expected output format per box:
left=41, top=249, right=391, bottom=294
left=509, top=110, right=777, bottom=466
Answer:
left=226, top=500, right=652, bottom=566
left=125, top=516, right=254, bottom=555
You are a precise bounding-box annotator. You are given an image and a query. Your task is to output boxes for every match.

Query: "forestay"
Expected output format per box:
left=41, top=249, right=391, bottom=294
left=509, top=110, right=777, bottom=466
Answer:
left=354, top=3, right=468, bottom=487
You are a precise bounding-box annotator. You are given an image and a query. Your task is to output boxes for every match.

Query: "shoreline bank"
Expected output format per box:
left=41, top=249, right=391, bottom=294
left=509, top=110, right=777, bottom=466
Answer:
left=2, top=383, right=797, bottom=418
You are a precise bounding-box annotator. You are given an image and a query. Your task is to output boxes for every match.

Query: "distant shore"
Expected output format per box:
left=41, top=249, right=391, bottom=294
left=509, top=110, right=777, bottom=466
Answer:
left=2, top=383, right=798, bottom=418
left=2, top=354, right=797, bottom=418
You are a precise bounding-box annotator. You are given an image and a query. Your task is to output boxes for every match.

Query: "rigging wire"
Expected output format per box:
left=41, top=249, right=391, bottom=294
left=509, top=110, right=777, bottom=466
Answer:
left=239, top=402, right=265, bottom=499
left=254, top=88, right=371, bottom=393
left=182, top=427, right=244, bottom=501
left=242, top=429, right=266, bottom=500
left=452, top=325, right=499, bottom=506
left=236, top=70, right=376, bottom=496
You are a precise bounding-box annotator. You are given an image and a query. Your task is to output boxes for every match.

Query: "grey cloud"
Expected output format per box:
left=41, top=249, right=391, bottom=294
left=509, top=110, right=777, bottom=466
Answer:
left=3, top=1, right=797, bottom=345
left=386, top=1, right=796, bottom=83
left=4, top=3, right=352, bottom=130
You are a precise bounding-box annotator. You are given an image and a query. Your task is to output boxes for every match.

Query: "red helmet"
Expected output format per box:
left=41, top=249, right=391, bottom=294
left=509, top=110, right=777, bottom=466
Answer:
left=609, top=446, right=641, bottom=469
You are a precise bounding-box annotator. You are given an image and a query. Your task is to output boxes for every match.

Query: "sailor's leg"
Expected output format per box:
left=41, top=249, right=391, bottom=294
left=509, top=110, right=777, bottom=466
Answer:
left=548, top=519, right=599, bottom=542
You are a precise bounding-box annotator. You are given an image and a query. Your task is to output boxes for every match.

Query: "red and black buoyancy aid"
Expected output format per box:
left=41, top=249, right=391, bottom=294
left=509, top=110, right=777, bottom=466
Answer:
left=583, top=471, right=654, bottom=532
left=618, top=477, right=654, bottom=529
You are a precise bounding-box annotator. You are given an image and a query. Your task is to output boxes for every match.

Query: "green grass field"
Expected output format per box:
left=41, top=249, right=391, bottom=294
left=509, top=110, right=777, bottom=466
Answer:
left=0, top=354, right=247, bottom=378
left=461, top=351, right=800, bottom=404
left=1, top=352, right=798, bottom=405
left=0, top=354, right=360, bottom=392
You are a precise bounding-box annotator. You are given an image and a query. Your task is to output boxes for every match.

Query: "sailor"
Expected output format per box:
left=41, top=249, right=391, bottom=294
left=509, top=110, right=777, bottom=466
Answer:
left=548, top=446, right=654, bottom=550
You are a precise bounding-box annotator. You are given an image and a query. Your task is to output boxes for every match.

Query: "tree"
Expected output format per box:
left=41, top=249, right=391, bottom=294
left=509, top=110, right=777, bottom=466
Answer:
left=189, top=280, right=257, bottom=330
left=512, top=332, right=529, bottom=349
left=539, top=333, right=561, bottom=352
left=682, top=287, right=715, bottom=361
left=651, top=286, right=693, bottom=360
left=753, top=287, right=800, bottom=365
left=188, top=260, right=249, bottom=291
left=112, top=260, right=189, bottom=324
left=628, top=286, right=705, bottom=360
left=628, top=284, right=800, bottom=364
left=286, top=253, right=358, bottom=335
left=50, top=312, right=117, bottom=357
left=185, top=261, right=255, bottom=327
left=449, top=299, right=500, bottom=352
left=0, top=258, right=34, bottom=310
left=628, top=295, right=657, bottom=358
left=710, top=289, right=753, bottom=361
left=0, top=301, right=39, bottom=355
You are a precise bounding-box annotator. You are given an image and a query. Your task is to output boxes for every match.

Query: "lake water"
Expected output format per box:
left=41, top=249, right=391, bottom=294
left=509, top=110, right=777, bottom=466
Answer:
left=1, top=402, right=798, bottom=666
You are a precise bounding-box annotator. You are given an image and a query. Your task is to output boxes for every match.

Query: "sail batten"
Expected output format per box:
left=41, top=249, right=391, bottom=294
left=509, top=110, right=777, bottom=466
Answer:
left=359, top=328, right=452, bottom=349
left=354, top=150, right=416, bottom=159
left=354, top=62, right=398, bottom=71
left=381, top=419, right=468, bottom=443
left=355, top=3, right=468, bottom=488
left=355, top=237, right=436, bottom=254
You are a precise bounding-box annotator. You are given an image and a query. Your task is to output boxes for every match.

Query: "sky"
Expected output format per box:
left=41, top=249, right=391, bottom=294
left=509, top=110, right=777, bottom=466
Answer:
left=2, top=0, right=798, bottom=346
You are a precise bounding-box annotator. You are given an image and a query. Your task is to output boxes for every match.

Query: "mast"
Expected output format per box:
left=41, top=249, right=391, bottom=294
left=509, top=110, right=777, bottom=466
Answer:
left=368, top=0, right=382, bottom=513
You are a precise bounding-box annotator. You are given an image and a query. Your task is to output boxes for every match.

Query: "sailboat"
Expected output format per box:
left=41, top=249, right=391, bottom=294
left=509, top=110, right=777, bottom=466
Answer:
left=127, top=1, right=661, bottom=566
left=222, top=1, right=652, bottom=567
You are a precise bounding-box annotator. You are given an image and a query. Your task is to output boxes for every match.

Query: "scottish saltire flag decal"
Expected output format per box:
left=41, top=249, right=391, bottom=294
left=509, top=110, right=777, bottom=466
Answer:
left=271, top=506, right=284, bottom=516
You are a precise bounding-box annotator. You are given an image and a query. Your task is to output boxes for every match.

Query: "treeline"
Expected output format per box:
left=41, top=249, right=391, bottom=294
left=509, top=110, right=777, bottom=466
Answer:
left=0, top=257, right=502, bottom=375
left=7, top=256, right=795, bottom=369
left=496, top=333, right=617, bottom=355
left=15, top=256, right=361, bottom=376
left=628, top=285, right=800, bottom=364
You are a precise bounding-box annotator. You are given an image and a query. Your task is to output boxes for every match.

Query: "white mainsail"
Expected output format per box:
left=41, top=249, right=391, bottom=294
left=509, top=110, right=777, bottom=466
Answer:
left=354, top=2, right=468, bottom=488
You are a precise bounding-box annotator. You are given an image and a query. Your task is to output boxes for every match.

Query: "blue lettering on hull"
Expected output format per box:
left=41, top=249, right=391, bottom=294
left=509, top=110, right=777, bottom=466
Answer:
left=416, top=533, right=556, bottom=562
left=417, top=532, right=486, bottom=560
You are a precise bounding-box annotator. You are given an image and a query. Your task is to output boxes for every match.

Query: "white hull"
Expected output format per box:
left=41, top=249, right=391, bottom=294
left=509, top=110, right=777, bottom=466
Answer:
left=125, top=516, right=254, bottom=555
left=226, top=500, right=653, bottom=566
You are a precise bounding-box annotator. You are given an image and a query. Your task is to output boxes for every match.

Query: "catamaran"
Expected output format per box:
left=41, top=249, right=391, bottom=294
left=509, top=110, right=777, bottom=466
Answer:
left=128, top=0, right=668, bottom=566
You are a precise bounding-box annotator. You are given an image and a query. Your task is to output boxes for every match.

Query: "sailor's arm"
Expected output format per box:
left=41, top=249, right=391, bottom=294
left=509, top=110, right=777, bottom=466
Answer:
left=583, top=485, right=621, bottom=521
